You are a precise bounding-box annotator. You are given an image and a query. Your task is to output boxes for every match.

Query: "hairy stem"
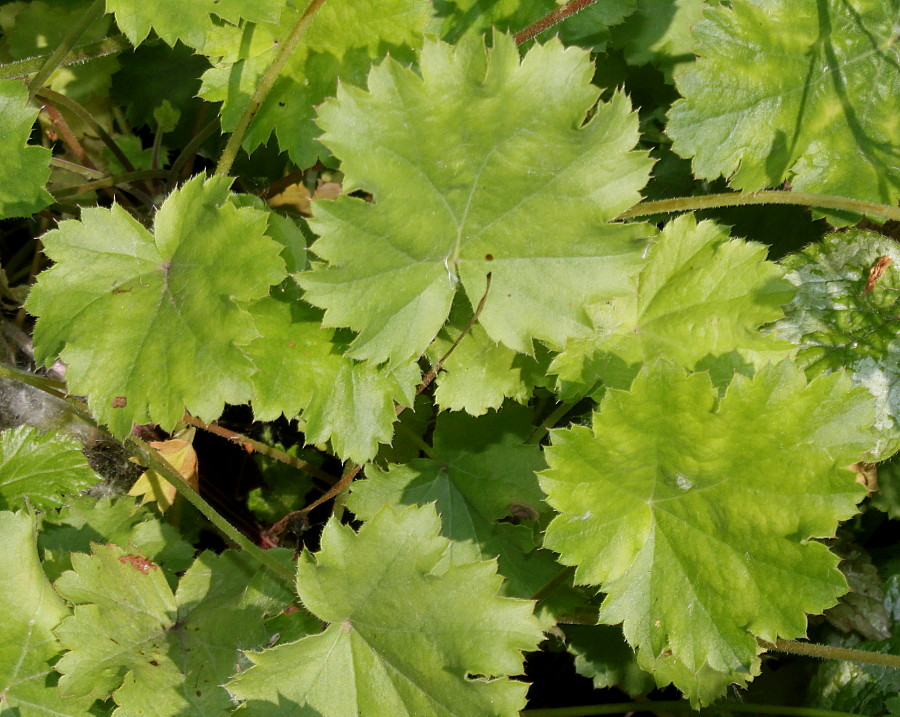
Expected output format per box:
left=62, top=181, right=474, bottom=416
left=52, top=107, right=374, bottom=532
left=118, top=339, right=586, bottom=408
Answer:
left=26, top=0, right=106, bottom=98
left=51, top=169, right=168, bottom=201
left=0, top=35, right=131, bottom=82
left=618, top=191, right=900, bottom=223
left=521, top=702, right=862, bottom=717
left=763, top=639, right=900, bottom=669
left=215, top=0, right=328, bottom=177
left=514, top=0, right=600, bottom=45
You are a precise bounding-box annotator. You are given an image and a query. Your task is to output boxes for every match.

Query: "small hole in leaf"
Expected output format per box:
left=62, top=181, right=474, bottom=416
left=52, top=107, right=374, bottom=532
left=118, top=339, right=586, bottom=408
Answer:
left=485, top=253, right=493, bottom=261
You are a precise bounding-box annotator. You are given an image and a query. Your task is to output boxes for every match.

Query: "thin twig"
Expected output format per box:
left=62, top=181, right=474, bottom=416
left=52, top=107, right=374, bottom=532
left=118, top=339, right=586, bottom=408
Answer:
left=513, top=0, right=600, bottom=45
left=183, top=414, right=337, bottom=485
left=762, top=639, right=900, bottom=669
left=51, top=169, right=168, bottom=201
left=216, top=0, right=328, bottom=177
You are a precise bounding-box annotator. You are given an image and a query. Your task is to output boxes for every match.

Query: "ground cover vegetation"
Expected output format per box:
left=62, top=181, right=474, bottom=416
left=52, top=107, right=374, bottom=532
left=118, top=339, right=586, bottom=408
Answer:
left=1, top=0, right=900, bottom=714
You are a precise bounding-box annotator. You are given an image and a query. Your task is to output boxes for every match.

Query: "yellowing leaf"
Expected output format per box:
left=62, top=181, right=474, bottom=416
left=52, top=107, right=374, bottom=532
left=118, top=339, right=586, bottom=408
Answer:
left=129, top=431, right=199, bottom=512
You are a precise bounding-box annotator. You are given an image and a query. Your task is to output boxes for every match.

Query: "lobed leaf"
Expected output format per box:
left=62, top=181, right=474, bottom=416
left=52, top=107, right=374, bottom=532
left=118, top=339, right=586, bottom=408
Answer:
left=667, top=0, right=900, bottom=215
left=27, top=175, right=287, bottom=437
left=0, top=510, right=95, bottom=716
left=0, top=79, right=52, bottom=220
left=0, top=425, right=101, bottom=511
left=53, top=544, right=296, bottom=714
left=106, top=0, right=282, bottom=48
left=300, top=32, right=653, bottom=365
left=540, top=359, right=875, bottom=704
left=551, top=214, right=796, bottom=398
left=228, top=504, right=544, bottom=716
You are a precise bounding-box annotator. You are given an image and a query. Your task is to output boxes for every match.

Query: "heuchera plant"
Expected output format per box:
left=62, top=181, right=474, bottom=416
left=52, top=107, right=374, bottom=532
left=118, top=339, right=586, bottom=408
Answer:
left=1, top=0, right=899, bottom=714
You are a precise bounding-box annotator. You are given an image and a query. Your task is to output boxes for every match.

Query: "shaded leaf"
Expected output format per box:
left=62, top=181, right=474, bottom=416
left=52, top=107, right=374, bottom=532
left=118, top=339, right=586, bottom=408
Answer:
left=0, top=79, right=52, bottom=219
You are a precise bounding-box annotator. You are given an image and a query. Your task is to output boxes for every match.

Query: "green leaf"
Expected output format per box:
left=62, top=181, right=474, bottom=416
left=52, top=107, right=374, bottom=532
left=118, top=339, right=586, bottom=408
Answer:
left=245, top=287, right=419, bottom=463
left=227, top=504, right=544, bottom=716
left=564, top=624, right=655, bottom=696
left=610, top=0, right=705, bottom=72
left=53, top=544, right=296, bottom=714
left=539, top=359, right=875, bottom=704
left=0, top=79, right=52, bottom=219
left=300, top=33, right=653, bottom=365
left=0, top=510, right=95, bottom=716
left=106, top=0, right=282, bottom=47
left=348, top=407, right=551, bottom=599
left=426, top=299, right=551, bottom=415
left=551, top=214, right=795, bottom=397
left=772, top=230, right=900, bottom=459
left=667, top=0, right=900, bottom=212
left=198, top=0, right=432, bottom=165
left=0, top=426, right=101, bottom=511
left=247, top=443, right=318, bottom=526
left=27, top=175, right=287, bottom=437
left=38, top=495, right=195, bottom=583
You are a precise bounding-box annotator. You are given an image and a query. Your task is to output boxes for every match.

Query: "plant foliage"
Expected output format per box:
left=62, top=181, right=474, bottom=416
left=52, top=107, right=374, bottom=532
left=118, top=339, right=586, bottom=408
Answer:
left=1, top=0, right=899, bottom=714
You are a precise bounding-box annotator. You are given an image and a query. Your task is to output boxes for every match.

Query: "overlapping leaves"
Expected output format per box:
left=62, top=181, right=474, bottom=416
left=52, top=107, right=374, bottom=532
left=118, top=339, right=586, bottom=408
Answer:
left=27, top=175, right=286, bottom=437
left=301, top=32, right=653, bottom=365
left=550, top=214, right=796, bottom=397
left=199, top=0, right=432, bottom=165
left=53, top=544, right=295, bottom=715
left=668, top=0, right=900, bottom=213
left=228, top=504, right=544, bottom=716
left=348, top=407, right=565, bottom=610
left=540, top=359, right=875, bottom=704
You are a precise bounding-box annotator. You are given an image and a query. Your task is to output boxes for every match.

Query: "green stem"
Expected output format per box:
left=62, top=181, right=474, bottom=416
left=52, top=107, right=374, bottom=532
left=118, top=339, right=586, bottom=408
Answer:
left=215, top=0, right=328, bottom=177
left=521, top=702, right=862, bottom=717
left=527, top=401, right=576, bottom=445
left=51, top=169, right=169, bottom=200
left=0, top=35, right=130, bottom=81
left=764, top=639, right=900, bottom=669
left=618, top=191, right=900, bottom=223
left=50, top=157, right=106, bottom=180
left=26, top=0, right=106, bottom=98
left=37, top=88, right=137, bottom=175
left=0, top=365, right=295, bottom=589
left=514, top=0, right=600, bottom=45
left=166, top=118, right=218, bottom=190
left=396, top=422, right=437, bottom=460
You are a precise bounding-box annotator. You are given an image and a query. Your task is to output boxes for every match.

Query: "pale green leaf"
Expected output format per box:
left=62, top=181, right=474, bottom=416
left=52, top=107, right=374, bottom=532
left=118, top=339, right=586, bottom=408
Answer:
left=198, top=0, right=432, bottom=165
left=0, top=426, right=101, bottom=510
left=540, top=359, right=875, bottom=704
left=245, top=287, right=418, bottom=463
left=106, top=0, right=282, bottom=47
left=551, top=214, right=795, bottom=397
left=27, top=175, right=286, bottom=437
left=300, top=33, right=653, bottom=365
left=53, top=544, right=296, bottom=714
left=0, top=510, right=95, bottom=716
left=228, top=504, right=544, bottom=716
left=0, top=79, right=52, bottom=219
left=667, top=0, right=900, bottom=212
left=773, top=230, right=900, bottom=458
